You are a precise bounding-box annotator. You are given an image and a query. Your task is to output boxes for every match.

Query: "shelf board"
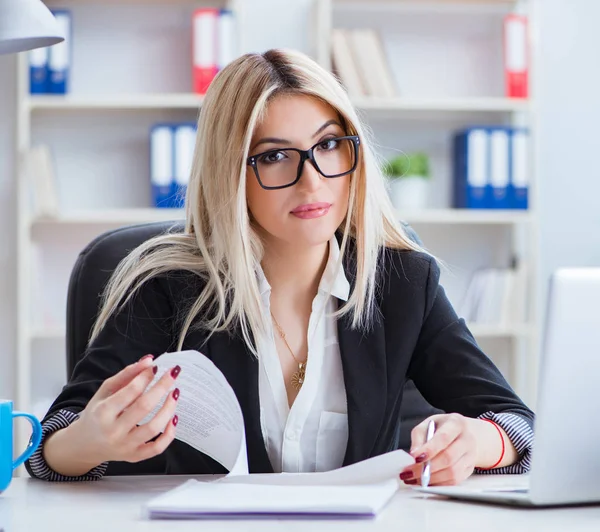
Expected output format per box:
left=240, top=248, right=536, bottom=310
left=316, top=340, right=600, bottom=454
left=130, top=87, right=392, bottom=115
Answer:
left=468, top=323, right=533, bottom=338
left=335, top=0, right=519, bottom=13
left=25, top=94, right=529, bottom=114
left=399, top=209, right=531, bottom=224
left=45, top=0, right=228, bottom=4
left=31, top=327, right=66, bottom=340
left=30, top=208, right=530, bottom=227
left=353, top=96, right=530, bottom=113
left=26, top=94, right=205, bottom=111
left=337, top=0, right=518, bottom=3
left=31, top=209, right=186, bottom=226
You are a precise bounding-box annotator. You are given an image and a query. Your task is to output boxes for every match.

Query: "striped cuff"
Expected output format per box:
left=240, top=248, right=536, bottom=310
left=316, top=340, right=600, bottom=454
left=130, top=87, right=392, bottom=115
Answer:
left=474, top=411, right=534, bottom=475
left=27, top=409, right=108, bottom=482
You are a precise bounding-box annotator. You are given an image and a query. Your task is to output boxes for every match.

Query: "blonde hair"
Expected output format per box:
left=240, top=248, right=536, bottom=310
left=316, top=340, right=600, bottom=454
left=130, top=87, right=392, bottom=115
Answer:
left=89, top=49, right=430, bottom=354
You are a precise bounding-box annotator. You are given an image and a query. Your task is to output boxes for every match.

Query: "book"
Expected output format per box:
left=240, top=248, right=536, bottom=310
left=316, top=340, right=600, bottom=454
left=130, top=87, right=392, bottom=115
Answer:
left=348, top=29, right=396, bottom=99
left=29, top=47, right=49, bottom=94
left=331, top=28, right=366, bottom=98
left=489, top=128, right=510, bottom=209
left=48, top=10, right=71, bottom=94
left=453, top=128, right=490, bottom=209
left=21, top=144, right=60, bottom=217
left=217, top=9, right=237, bottom=72
left=150, top=124, right=175, bottom=208
left=140, top=350, right=414, bottom=519
left=503, top=14, right=529, bottom=99
left=172, top=123, right=196, bottom=208
left=510, top=128, right=529, bottom=209
left=192, top=8, right=219, bottom=94
left=358, top=29, right=396, bottom=98
left=458, top=265, right=527, bottom=326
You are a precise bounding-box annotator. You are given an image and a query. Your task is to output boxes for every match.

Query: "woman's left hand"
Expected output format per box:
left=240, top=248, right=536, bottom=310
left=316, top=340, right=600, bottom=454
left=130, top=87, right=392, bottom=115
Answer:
left=399, top=413, right=479, bottom=487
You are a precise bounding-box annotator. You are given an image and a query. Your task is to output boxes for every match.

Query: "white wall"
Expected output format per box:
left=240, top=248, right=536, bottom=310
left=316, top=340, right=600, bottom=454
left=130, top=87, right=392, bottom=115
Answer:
left=0, top=53, right=17, bottom=400
left=536, top=0, right=600, bottom=305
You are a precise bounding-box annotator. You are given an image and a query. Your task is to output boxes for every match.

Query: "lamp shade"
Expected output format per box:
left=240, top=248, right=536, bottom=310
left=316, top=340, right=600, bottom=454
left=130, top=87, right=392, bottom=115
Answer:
left=0, top=0, right=65, bottom=55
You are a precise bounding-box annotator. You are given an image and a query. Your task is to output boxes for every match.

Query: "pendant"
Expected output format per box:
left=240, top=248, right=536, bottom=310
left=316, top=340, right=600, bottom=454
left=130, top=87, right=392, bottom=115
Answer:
left=291, top=362, right=306, bottom=390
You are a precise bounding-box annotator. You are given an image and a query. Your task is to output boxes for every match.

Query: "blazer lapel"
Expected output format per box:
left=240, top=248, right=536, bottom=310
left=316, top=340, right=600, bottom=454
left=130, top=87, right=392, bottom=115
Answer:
left=337, top=308, right=388, bottom=466
left=205, top=329, right=274, bottom=474
left=337, top=233, right=388, bottom=466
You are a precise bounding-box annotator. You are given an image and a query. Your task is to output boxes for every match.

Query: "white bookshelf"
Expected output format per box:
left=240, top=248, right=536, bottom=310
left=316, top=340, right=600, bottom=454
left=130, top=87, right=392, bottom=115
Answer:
left=14, top=0, right=539, bottom=465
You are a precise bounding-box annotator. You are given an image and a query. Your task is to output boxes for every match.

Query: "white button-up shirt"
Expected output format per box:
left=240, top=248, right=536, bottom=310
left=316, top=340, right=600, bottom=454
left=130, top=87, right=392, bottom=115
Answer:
left=256, top=236, right=351, bottom=473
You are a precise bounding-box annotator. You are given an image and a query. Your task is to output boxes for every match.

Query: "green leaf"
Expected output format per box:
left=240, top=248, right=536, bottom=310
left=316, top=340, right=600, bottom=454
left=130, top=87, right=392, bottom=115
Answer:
left=382, top=151, right=430, bottom=179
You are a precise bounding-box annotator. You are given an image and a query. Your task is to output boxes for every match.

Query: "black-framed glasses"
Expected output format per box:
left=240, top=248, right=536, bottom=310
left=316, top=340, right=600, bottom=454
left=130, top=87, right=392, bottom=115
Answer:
left=247, top=135, right=360, bottom=190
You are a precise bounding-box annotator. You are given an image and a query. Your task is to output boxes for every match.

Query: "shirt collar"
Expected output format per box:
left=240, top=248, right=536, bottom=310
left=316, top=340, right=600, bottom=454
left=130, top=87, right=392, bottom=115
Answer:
left=256, top=236, right=350, bottom=302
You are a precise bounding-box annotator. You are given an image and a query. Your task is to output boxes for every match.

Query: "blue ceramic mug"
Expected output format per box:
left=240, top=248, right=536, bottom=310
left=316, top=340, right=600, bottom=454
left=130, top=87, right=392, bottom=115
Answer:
left=0, top=400, right=42, bottom=493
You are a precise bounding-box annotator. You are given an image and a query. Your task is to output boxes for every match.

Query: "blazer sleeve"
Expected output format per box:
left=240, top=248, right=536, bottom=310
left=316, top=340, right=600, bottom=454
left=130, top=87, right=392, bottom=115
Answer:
left=24, top=275, right=179, bottom=479
left=406, top=256, right=535, bottom=429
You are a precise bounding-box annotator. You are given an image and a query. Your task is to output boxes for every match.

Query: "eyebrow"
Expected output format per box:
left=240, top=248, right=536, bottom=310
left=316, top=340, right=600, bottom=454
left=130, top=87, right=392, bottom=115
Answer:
left=251, top=119, right=343, bottom=151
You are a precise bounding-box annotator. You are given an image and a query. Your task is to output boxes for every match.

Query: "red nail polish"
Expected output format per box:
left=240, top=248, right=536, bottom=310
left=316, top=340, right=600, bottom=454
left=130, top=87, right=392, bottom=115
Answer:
left=139, top=354, right=154, bottom=362
left=400, top=471, right=413, bottom=481
left=405, top=479, right=418, bottom=485
left=415, top=453, right=427, bottom=463
left=172, top=415, right=178, bottom=426
left=152, top=366, right=158, bottom=375
left=171, top=365, right=181, bottom=379
left=172, top=388, right=180, bottom=401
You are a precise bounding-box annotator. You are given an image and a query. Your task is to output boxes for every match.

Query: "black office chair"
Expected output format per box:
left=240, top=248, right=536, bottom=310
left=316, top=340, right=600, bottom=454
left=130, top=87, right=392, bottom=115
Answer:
left=66, top=221, right=442, bottom=452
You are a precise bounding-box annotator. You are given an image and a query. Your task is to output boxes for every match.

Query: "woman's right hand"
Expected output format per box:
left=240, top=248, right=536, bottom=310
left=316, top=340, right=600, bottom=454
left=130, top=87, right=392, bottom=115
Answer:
left=43, top=355, right=181, bottom=476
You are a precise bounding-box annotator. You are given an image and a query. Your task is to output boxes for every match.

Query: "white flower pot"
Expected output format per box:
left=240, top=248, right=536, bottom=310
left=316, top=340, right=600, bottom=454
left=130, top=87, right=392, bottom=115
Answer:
left=388, top=176, right=430, bottom=210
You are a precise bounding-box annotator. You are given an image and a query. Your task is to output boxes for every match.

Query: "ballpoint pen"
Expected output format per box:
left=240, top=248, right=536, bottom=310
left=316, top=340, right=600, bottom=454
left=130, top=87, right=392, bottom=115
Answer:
left=421, top=419, right=436, bottom=488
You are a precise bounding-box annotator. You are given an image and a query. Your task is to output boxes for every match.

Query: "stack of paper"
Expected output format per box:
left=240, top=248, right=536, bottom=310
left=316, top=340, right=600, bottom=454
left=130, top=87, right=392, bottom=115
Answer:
left=140, top=350, right=415, bottom=519
left=330, top=28, right=397, bottom=99
left=145, top=478, right=400, bottom=519
left=459, top=262, right=528, bottom=325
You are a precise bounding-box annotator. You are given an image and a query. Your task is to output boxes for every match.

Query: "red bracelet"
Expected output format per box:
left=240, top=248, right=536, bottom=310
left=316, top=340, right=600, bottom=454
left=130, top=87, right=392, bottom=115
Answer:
left=478, top=419, right=505, bottom=470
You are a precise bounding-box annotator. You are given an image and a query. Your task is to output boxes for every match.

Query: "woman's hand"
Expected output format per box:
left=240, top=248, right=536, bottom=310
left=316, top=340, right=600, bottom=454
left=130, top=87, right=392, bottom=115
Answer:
left=43, top=355, right=181, bottom=477
left=399, top=413, right=517, bottom=487
left=400, top=414, right=478, bottom=487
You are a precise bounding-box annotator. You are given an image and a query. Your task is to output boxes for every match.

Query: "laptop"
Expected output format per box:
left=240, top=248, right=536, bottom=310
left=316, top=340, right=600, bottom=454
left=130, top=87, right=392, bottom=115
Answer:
left=416, top=268, right=600, bottom=507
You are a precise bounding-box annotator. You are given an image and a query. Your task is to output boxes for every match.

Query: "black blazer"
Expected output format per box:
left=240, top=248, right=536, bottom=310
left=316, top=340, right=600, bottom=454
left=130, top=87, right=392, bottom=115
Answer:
left=27, top=242, right=534, bottom=477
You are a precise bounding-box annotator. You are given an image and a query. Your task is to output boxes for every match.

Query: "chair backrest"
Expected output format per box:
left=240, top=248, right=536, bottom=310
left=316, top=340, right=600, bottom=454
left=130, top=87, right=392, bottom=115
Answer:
left=66, top=221, right=441, bottom=450
left=66, top=220, right=182, bottom=378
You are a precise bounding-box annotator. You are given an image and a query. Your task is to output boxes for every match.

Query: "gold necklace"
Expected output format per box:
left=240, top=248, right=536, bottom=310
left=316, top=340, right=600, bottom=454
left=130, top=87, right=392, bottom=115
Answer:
left=270, top=312, right=306, bottom=390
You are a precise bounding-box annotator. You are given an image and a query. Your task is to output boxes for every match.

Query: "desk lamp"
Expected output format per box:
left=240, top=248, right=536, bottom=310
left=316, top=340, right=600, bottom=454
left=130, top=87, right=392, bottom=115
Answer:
left=0, top=0, right=64, bottom=55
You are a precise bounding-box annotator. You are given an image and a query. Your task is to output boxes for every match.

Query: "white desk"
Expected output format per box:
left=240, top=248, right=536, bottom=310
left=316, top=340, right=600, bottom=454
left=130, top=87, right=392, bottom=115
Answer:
left=1, top=475, right=599, bottom=531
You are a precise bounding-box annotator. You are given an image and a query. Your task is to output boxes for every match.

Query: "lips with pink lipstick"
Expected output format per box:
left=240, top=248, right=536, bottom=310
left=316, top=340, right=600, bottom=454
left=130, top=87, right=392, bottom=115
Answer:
left=290, top=202, right=332, bottom=219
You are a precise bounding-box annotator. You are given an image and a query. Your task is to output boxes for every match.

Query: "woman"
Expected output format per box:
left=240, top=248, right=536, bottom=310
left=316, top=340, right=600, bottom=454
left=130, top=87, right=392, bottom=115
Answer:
left=26, top=49, right=534, bottom=486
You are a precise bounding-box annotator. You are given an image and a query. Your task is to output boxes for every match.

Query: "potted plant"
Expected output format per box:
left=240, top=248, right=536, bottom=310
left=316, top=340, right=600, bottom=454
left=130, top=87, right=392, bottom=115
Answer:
left=382, top=151, right=431, bottom=210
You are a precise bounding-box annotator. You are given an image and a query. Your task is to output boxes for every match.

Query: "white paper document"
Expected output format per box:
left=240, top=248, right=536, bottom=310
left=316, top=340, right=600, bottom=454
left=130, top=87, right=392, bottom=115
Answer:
left=145, top=478, right=400, bottom=519
left=141, top=350, right=414, bottom=519
left=141, top=349, right=248, bottom=476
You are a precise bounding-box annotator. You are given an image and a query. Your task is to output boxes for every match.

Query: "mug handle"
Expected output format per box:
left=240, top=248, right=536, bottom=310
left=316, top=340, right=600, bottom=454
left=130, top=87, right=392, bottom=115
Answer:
left=12, top=412, right=43, bottom=470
